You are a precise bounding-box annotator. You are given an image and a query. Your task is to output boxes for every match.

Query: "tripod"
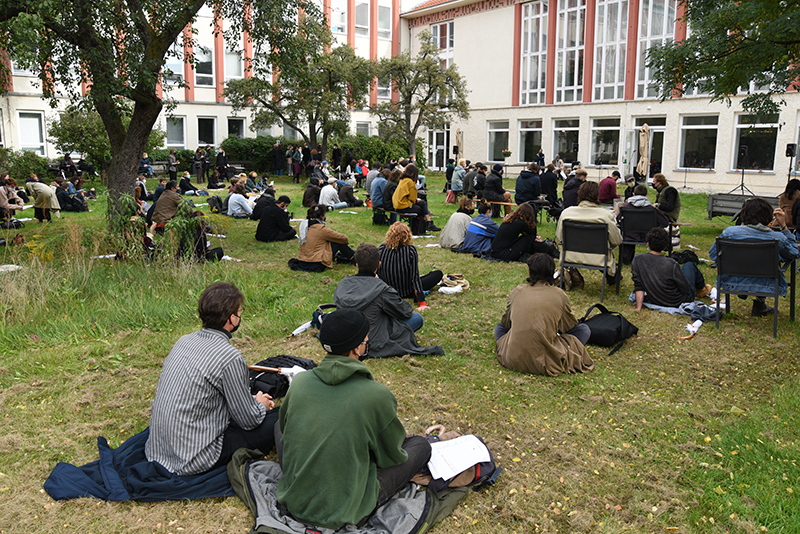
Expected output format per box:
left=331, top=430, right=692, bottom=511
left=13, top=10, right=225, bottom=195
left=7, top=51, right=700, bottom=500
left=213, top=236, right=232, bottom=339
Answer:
left=728, top=152, right=754, bottom=195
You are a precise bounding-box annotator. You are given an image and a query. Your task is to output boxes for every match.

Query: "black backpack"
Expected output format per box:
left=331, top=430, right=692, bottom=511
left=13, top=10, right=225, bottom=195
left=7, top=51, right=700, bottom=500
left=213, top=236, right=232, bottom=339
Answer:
left=0, top=219, right=23, bottom=229
left=207, top=195, right=223, bottom=214
left=248, top=355, right=317, bottom=399
left=579, top=303, right=638, bottom=355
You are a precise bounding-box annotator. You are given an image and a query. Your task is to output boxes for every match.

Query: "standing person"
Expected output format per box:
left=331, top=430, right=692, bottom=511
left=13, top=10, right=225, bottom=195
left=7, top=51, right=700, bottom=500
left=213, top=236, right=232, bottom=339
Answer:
left=168, top=148, right=180, bottom=182
left=193, top=148, right=205, bottom=183
left=491, top=202, right=556, bottom=262
left=26, top=175, right=61, bottom=222
left=296, top=204, right=355, bottom=269
left=276, top=308, right=433, bottom=529
left=450, top=158, right=466, bottom=202
left=392, top=164, right=440, bottom=232
left=332, top=143, right=342, bottom=171
left=535, top=148, right=546, bottom=168
left=215, top=148, right=230, bottom=181
left=514, top=163, right=542, bottom=205
left=495, top=254, right=594, bottom=376
left=256, top=195, right=296, bottom=242
left=483, top=164, right=513, bottom=215
left=378, top=222, right=443, bottom=310
left=272, top=142, right=284, bottom=176
left=145, top=282, right=279, bottom=475
left=302, top=144, right=311, bottom=177
left=598, top=172, right=620, bottom=205
left=203, top=145, right=213, bottom=182
left=291, top=146, right=303, bottom=183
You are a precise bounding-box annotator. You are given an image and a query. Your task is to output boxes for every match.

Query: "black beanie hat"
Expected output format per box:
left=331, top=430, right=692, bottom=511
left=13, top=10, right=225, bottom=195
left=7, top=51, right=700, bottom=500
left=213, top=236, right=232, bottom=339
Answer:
left=318, top=309, right=370, bottom=355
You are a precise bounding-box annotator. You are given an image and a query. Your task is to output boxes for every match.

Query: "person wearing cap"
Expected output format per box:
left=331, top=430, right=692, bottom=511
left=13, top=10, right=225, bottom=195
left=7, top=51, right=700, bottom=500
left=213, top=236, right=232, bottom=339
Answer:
left=276, top=308, right=432, bottom=529
left=318, top=177, right=348, bottom=210
left=622, top=174, right=637, bottom=200
left=483, top=164, right=513, bottom=215
left=146, top=282, right=279, bottom=475
left=255, top=195, right=296, bottom=242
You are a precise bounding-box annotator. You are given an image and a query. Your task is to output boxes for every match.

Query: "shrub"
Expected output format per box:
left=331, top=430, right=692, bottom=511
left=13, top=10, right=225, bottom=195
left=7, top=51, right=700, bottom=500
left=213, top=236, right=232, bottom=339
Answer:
left=0, top=148, right=53, bottom=182
left=221, top=135, right=281, bottom=173
left=331, top=135, right=427, bottom=170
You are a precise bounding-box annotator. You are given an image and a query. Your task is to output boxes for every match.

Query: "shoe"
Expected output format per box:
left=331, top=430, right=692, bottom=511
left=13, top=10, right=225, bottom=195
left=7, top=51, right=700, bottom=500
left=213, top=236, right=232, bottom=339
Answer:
left=696, top=284, right=713, bottom=299
left=569, top=267, right=584, bottom=290
left=427, top=222, right=441, bottom=232
left=751, top=299, right=774, bottom=317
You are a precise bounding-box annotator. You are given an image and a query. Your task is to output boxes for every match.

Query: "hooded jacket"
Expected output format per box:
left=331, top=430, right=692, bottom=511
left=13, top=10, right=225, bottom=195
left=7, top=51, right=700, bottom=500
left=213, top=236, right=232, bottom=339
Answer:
left=483, top=170, right=506, bottom=202
left=514, top=169, right=542, bottom=204
left=334, top=274, right=444, bottom=358
left=276, top=355, right=408, bottom=529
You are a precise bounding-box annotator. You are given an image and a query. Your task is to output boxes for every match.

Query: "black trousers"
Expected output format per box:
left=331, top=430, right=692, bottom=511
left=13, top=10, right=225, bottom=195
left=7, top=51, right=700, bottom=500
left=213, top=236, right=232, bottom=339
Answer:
left=414, top=270, right=444, bottom=302
left=213, top=407, right=280, bottom=469
left=375, top=435, right=432, bottom=507
left=493, top=234, right=556, bottom=262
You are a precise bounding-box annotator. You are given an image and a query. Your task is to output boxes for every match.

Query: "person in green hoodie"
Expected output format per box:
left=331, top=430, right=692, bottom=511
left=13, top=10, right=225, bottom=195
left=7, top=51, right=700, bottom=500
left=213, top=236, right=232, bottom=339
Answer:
left=276, top=309, right=432, bottom=529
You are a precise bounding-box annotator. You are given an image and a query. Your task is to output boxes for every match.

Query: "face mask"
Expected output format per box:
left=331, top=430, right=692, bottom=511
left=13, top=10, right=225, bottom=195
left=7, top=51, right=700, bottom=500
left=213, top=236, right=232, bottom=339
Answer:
left=358, top=340, right=371, bottom=361
left=230, top=313, right=241, bottom=333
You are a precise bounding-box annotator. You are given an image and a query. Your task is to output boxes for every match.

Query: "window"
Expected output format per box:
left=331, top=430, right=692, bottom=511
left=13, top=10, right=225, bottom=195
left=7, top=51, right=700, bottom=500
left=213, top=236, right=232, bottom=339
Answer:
left=355, top=1, right=369, bottom=37
left=198, top=117, right=216, bottom=146
left=228, top=118, right=245, bottom=139
left=225, top=30, right=244, bottom=81
left=330, top=0, right=347, bottom=34
left=519, top=120, right=543, bottom=163
left=590, top=118, right=620, bottom=165
left=487, top=121, right=510, bottom=162
left=283, top=123, right=302, bottom=141
left=636, top=0, right=676, bottom=99
left=553, top=118, right=580, bottom=163
left=195, top=46, right=214, bottom=86
left=378, top=5, right=392, bottom=39
left=166, top=117, right=186, bottom=148
left=555, top=0, right=585, bottom=103
left=431, top=21, right=454, bottom=57
left=356, top=122, right=371, bottom=136
left=679, top=115, right=717, bottom=169
left=733, top=114, right=778, bottom=171
left=377, top=76, right=391, bottom=99
left=18, top=112, right=45, bottom=155
left=12, top=60, right=35, bottom=77
left=594, top=0, right=627, bottom=101
left=520, top=1, right=548, bottom=106
left=164, top=42, right=184, bottom=84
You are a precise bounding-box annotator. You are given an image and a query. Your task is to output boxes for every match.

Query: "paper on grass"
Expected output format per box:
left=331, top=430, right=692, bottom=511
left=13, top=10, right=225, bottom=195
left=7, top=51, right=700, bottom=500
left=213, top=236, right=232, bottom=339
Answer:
left=427, top=435, right=491, bottom=481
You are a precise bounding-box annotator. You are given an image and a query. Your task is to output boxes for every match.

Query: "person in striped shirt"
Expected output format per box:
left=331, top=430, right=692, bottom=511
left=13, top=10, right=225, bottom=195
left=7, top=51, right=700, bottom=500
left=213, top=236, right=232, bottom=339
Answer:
left=377, top=222, right=443, bottom=311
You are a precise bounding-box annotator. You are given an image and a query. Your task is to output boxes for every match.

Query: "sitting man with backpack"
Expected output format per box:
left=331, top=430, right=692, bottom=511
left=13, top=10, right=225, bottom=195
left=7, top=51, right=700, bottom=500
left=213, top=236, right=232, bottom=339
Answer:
left=276, top=308, right=432, bottom=530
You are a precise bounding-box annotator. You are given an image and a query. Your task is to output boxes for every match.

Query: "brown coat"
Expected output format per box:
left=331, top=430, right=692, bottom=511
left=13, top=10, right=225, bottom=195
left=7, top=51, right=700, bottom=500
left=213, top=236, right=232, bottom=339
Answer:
left=779, top=191, right=798, bottom=229
left=297, top=222, right=349, bottom=268
left=496, top=282, right=594, bottom=376
left=152, top=189, right=182, bottom=225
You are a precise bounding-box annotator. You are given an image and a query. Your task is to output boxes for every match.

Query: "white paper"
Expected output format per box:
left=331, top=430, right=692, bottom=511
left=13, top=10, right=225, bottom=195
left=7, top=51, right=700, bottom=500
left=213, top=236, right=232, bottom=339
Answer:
left=207, top=233, right=227, bottom=238
left=438, top=285, right=462, bottom=294
left=427, top=435, right=491, bottom=481
left=0, top=264, right=22, bottom=272
left=338, top=210, right=358, bottom=214
left=90, top=254, right=116, bottom=259
left=411, top=235, right=435, bottom=239
left=222, top=255, right=242, bottom=262
left=17, top=217, right=33, bottom=222
left=425, top=243, right=440, bottom=248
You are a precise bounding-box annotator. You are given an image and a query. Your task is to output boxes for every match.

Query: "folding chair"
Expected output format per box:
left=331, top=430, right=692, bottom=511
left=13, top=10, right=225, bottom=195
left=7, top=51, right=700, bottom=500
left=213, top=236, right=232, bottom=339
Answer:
left=714, top=238, right=784, bottom=338
left=615, top=206, right=659, bottom=294
left=559, top=220, right=616, bottom=303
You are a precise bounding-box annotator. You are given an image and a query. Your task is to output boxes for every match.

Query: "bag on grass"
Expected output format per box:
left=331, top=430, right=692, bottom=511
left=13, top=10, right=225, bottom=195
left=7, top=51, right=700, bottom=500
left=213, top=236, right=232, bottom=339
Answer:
left=249, top=355, right=317, bottom=399
left=409, top=216, right=426, bottom=236
left=579, top=303, right=638, bottom=355
left=310, top=303, right=336, bottom=328
left=207, top=195, right=223, bottom=214
left=1, top=218, right=23, bottom=229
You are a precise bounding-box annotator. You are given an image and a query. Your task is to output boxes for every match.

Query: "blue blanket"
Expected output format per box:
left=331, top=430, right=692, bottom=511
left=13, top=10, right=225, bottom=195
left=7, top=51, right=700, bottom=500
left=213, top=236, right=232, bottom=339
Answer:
left=44, top=428, right=235, bottom=502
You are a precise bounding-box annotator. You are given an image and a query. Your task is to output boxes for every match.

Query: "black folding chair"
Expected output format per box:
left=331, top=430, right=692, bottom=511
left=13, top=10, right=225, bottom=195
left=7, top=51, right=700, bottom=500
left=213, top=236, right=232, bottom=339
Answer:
left=615, top=206, right=659, bottom=294
left=559, top=220, right=616, bottom=303
left=714, top=238, right=785, bottom=338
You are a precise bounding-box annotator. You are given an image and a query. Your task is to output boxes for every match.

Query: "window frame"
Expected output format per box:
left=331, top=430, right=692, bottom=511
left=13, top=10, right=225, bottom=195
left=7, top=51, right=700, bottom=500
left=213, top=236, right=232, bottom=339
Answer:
left=487, top=120, right=510, bottom=163
left=678, top=114, right=718, bottom=170
left=194, top=45, right=215, bottom=87
left=552, top=118, right=581, bottom=164
left=355, top=1, right=370, bottom=37
left=554, top=0, right=586, bottom=104
left=376, top=76, right=391, bottom=99
left=330, top=0, right=347, bottom=34
left=198, top=116, right=217, bottom=146
left=589, top=117, right=621, bottom=166
left=356, top=122, right=371, bottom=136
left=377, top=4, right=392, bottom=40
left=593, top=0, right=628, bottom=102
left=518, top=120, right=543, bottom=163
left=520, top=1, right=549, bottom=106
left=635, top=0, right=676, bottom=99
left=18, top=111, right=46, bottom=155
left=732, top=113, right=779, bottom=172
left=228, top=117, right=246, bottom=139
left=166, top=116, right=186, bottom=149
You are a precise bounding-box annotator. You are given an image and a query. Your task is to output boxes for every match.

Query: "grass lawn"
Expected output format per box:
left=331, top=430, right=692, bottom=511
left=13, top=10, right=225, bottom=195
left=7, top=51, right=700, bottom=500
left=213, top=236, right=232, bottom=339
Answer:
left=0, top=172, right=798, bottom=533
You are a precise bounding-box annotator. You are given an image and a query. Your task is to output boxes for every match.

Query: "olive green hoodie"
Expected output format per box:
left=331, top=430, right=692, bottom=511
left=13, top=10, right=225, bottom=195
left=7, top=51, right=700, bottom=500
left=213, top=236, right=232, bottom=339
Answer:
left=276, top=354, right=408, bottom=529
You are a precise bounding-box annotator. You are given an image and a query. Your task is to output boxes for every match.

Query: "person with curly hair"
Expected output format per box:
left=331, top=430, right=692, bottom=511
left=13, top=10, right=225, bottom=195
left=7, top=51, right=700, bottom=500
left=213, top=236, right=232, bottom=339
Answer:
left=378, top=222, right=443, bottom=311
left=491, top=202, right=556, bottom=262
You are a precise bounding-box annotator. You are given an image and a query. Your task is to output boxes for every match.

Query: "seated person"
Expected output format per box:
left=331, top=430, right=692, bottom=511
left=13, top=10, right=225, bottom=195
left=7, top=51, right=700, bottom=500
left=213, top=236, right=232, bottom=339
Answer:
left=556, top=181, right=623, bottom=286
left=319, top=178, right=348, bottom=210
left=491, top=202, right=556, bottom=262
left=60, top=154, right=78, bottom=178
left=709, top=198, right=799, bottom=317
left=276, top=309, right=433, bottom=529
left=514, top=163, right=541, bottom=205
left=302, top=182, right=321, bottom=208
left=778, top=179, right=799, bottom=230
left=561, top=168, right=587, bottom=209
left=206, top=170, right=225, bottom=190
left=227, top=183, right=252, bottom=218
left=178, top=211, right=225, bottom=262
left=622, top=174, right=637, bottom=200
left=482, top=164, right=512, bottom=216
left=151, top=180, right=182, bottom=231
left=495, top=253, right=594, bottom=376
left=632, top=228, right=706, bottom=310
left=250, top=186, right=276, bottom=221
left=179, top=172, right=200, bottom=195
left=339, top=181, right=364, bottom=207
left=392, top=164, right=440, bottom=232
left=0, top=177, right=25, bottom=220
left=382, top=169, right=401, bottom=212
left=439, top=197, right=474, bottom=250
left=614, top=184, right=670, bottom=264
left=296, top=205, right=354, bottom=269
left=152, top=177, right=168, bottom=205
left=462, top=202, right=500, bottom=255
left=135, top=175, right=154, bottom=201
left=77, top=155, right=97, bottom=178
left=244, top=172, right=259, bottom=194
left=598, top=172, right=620, bottom=205
left=145, top=282, right=279, bottom=475
left=377, top=223, right=444, bottom=310
left=652, top=173, right=680, bottom=222
left=139, top=152, right=154, bottom=177
left=256, top=195, right=296, bottom=243
left=55, top=180, right=88, bottom=212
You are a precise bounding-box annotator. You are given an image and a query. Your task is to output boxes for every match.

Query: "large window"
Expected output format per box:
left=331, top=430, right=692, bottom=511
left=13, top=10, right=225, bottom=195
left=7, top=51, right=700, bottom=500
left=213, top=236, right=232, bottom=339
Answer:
left=164, top=42, right=184, bottom=84
left=594, top=0, right=628, bottom=101
left=679, top=115, right=717, bottom=169
left=166, top=117, right=186, bottom=148
left=590, top=118, right=620, bottom=165
left=733, top=114, right=778, bottom=171
left=355, top=1, right=369, bottom=36
left=356, top=122, right=371, bottom=136
left=519, top=120, right=543, bottom=163
left=431, top=21, right=454, bottom=65
left=520, top=1, right=548, bottom=106
left=330, top=0, right=347, bottom=34
left=12, top=60, right=35, bottom=76
left=195, top=46, right=214, bottom=86
left=228, top=118, right=245, bottom=139
left=377, top=76, right=391, bottom=99
left=378, top=4, right=392, bottom=40
left=555, top=0, right=585, bottom=103
left=18, top=112, right=45, bottom=155
left=487, top=121, right=510, bottom=162
left=553, top=118, right=580, bottom=163
left=636, top=0, right=676, bottom=99
left=283, top=123, right=302, bottom=141
left=224, top=25, right=244, bottom=81
left=198, top=117, right=216, bottom=146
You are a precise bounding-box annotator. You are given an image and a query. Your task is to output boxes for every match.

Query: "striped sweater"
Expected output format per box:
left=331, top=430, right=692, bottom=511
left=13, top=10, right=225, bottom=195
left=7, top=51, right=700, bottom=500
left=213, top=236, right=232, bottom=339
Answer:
left=377, top=244, right=424, bottom=301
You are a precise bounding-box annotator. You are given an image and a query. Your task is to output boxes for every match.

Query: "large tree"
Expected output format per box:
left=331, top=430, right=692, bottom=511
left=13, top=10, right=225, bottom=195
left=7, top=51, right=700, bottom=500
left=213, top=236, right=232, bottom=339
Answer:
left=370, top=30, right=469, bottom=158
left=0, top=0, right=311, bottom=226
left=646, top=0, right=800, bottom=115
left=224, top=18, right=374, bottom=159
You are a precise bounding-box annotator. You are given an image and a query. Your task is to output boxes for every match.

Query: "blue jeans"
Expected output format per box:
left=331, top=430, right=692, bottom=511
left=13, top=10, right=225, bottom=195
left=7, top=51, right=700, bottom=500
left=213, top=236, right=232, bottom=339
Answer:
left=330, top=201, right=348, bottom=210
left=681, top=262, right=705, bottom=300
left=403, top=312, right=424, bottom=332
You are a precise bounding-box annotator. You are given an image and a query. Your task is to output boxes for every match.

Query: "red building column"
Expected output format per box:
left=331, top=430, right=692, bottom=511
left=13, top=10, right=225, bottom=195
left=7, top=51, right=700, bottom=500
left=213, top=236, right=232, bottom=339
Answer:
left=214, top=13, right=225, bottom=102
left=391, top=0, right=399, bottom=103
left=184, top=26, right=195, bottom=102
left=624, top=0, right=639, bottom=101
left=1, top=54, right=13, bottom=92
left=370, top=0, right=378, bottom=106
left=545, top=0, right=557, bottom=105
left=512, top=2, right=522, bottom=107
left=582, top=0, right=595, bottom=102
left=348, top=0, right=356, bottom=49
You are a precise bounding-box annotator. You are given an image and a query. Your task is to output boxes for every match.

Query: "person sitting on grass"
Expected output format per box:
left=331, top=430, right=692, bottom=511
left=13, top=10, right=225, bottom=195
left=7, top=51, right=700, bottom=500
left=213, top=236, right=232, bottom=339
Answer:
left=439, top=196, right=474, bottom=250
left=378, top=222, right=443, bottom=311
left=227, top=183, right=252, bottom=218
left=491, top=202, right=556, bottom=262
left=495, top=253, right=594, bottom=376
left=250, top=185, right=276, bottom=221
left=339, top=180, right=364, bottom=207
left=256, top=195, right=296, bottom=243
left=146, top=282, right=279, bottom=475
left=178, top=210, right=225, bottom=263
left=0, top=176, right=26, bottom=221
left=293, top=204, right=354, bottom=270
left=151, top=180, right=182, bottom=232
left=462, top=201, right=499, bottom=255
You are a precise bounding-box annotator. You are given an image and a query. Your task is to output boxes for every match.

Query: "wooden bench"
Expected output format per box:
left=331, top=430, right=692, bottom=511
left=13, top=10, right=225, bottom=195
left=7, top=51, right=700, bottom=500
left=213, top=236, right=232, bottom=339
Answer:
left=707, top=193, right=779, bottom=220
left=151, top=161, right=168, bottom=175
left=228, top=160, right=251, bottom=175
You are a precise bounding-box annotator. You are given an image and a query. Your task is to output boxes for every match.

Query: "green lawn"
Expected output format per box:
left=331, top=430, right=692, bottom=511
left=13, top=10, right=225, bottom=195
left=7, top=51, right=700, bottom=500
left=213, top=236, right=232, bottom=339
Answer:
left=0, top=173, right=797, bottom=533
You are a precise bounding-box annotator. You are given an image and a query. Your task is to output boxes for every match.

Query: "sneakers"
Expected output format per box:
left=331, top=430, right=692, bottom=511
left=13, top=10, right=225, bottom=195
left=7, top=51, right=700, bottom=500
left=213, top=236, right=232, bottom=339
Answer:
left=751, top=298, right=774, bottom=317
